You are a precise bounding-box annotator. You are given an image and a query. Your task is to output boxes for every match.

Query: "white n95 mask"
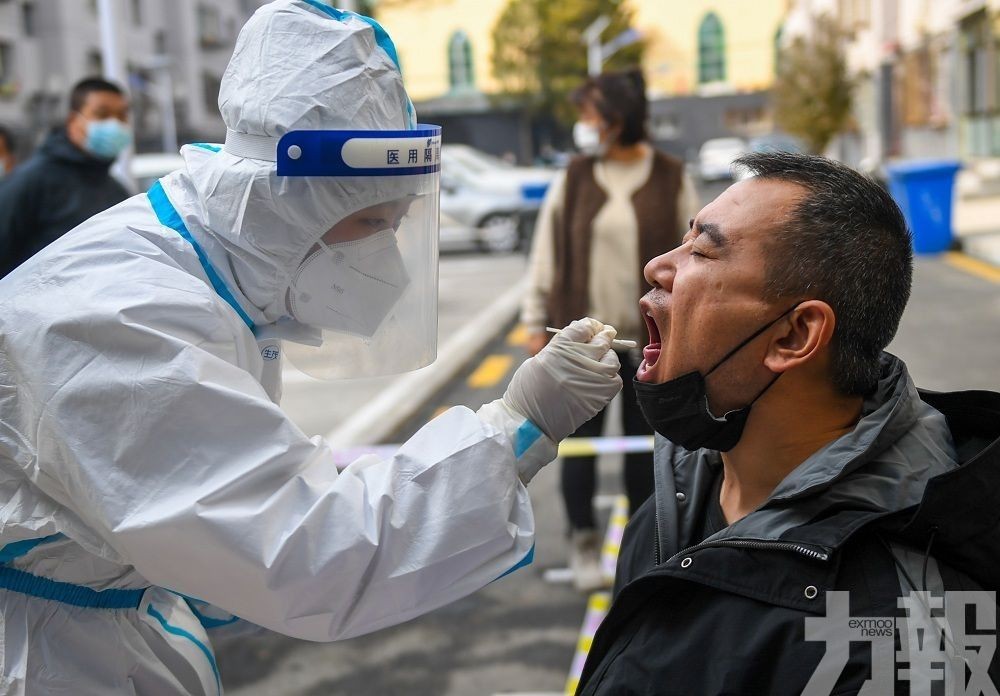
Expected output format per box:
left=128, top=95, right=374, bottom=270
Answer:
left=289, top=229, right=410, bottom=337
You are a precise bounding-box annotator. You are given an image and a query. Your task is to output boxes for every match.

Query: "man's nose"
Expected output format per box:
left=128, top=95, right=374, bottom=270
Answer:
left=644, top=248, right=678, bottom=291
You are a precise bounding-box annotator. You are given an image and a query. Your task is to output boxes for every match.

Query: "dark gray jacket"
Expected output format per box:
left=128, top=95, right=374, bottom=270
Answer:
left=578, top=353, right=1000, bottom=694
left=0, top=128, right=129, bottom=276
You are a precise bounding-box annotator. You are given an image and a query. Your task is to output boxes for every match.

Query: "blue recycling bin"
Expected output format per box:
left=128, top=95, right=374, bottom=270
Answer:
left=885, top=160, right=962, bottom=254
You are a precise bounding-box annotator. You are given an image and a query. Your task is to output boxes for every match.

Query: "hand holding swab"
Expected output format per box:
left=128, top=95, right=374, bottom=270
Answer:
left=545, top=326, right=637, bottom=349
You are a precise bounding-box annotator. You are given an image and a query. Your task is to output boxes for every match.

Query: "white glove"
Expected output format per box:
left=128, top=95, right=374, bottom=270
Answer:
left=503, top=317, right=622, bottom=442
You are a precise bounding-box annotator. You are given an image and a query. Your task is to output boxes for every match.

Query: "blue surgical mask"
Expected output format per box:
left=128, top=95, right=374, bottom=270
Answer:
left=84, top=118, right=132, bottom=160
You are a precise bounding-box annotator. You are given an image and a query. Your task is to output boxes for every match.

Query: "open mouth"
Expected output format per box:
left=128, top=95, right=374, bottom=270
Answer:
left=636, top=307, right=662, bottom=382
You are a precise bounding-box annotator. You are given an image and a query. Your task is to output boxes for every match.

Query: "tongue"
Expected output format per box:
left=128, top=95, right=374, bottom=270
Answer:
left=643, top=344, right=661, bottom=366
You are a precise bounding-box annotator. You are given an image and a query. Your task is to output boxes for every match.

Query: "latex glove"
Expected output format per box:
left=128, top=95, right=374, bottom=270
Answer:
left=504, top=317, right=622, bottom=442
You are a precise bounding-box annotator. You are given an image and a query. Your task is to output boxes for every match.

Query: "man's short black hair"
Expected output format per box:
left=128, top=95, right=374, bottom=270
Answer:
left=571, top=68, right=648, bottom=147
left=69, top=77, right=126, bottom=113
left=0, top=124, right=14, bottom=153
left=733, top=152, right=912, bottom=396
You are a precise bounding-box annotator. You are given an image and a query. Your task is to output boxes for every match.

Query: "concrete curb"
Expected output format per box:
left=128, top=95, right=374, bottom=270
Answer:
left=325, top=277, right=527, bottom=448
left=958, top=230, right=1000, bottom=269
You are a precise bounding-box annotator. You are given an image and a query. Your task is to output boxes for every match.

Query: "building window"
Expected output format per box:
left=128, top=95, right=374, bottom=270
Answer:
left=698, top=13, right=726, bottom=84
left=155, top=30, right=167, bottom=55
left=448, top=30, right=474, bottom=91
left=773, top=24, right=783, bottom=76
left=198, top=4, right=223, bottom=48
left=87, top=49, right=103, bottom=76
left=202, top=72, right=222, bottom=114
left=959, top=10, right=1000, bottom=157
left=22, top=3, right=36, bottom=38
left=0, top=43, right=12, bottom=86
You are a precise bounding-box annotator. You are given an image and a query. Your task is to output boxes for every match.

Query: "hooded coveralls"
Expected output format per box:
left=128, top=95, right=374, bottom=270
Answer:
left=0, top=2, right=559, bottom=693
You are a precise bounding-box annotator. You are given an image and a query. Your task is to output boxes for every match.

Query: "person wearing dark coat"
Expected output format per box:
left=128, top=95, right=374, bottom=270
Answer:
left=0, top=77, right=130, bottom=277
left=576, top=152, right=1000, bottom=695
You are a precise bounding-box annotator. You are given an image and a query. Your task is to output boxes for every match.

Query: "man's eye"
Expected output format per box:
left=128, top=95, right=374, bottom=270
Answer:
left=365, top=218, right=387, bottom=228
left=690, top=247, right=708, bottom=258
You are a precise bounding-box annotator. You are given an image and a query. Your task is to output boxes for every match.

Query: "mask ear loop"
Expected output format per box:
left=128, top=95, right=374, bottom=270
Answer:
left=705, top=304, right=800, bottom=417
left=705, top=303, right=801, bottom=377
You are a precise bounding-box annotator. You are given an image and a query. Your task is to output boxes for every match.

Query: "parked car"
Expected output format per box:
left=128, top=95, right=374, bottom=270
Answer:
left=439, top=144, right=554, bottom=253
left=131, top=152, right=185, bottom=191
left=697, top=137, right=747, bottom=182
left=748, top=133, right=805, bottom=155
left=732, top=133, right=807, bottom=181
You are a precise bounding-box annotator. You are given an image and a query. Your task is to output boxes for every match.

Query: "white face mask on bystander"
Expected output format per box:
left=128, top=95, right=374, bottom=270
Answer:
left=572, top=121, right=606, bottom=156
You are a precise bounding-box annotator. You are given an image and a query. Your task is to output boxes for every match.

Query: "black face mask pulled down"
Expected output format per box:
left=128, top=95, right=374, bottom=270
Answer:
left=633, top=306, right=797, bottom=452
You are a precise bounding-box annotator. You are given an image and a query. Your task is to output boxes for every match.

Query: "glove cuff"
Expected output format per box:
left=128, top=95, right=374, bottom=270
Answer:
left=477, top=400, right=558, bottom=484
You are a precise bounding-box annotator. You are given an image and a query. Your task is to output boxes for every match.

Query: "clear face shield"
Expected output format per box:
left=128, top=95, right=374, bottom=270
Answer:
left=278, top=126, right=441, bottom=379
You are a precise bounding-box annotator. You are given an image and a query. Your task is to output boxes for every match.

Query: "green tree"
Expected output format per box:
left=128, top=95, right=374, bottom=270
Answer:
left=491, top=0, right=644, bottom=123
left=772, top=15, right=854, bottom=154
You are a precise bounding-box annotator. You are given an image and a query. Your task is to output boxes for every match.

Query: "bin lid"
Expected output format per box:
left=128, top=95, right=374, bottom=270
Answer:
left=885, top=159, right=962, bottom=178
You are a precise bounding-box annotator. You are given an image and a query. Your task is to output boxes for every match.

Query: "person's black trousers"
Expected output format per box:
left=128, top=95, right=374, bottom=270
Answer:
left=561, top=350, right=654, bottom=531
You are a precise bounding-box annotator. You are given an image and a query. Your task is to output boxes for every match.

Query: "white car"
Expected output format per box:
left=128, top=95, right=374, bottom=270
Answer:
left=130, top=152, right=186, bottom=191
left=697, top=137, right=747, bottom=182
left=440, top=144, right=554, bottom=254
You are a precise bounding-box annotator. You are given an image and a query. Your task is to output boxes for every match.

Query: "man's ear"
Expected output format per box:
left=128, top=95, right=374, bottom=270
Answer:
left=763, top=300, right=835, bottom=373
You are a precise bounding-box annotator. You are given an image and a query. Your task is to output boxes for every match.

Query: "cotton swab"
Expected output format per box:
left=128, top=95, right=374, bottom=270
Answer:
left=545, top=326, right=638, bottom=349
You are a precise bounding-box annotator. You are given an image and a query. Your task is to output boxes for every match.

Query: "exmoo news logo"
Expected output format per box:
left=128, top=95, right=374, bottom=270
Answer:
left=803, top=591, right=997, bottom=695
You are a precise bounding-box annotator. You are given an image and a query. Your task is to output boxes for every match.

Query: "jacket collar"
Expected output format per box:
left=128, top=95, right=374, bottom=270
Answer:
left=40, top=127, right=115, bottom=171
left=655, top=353, right=958, bottom=559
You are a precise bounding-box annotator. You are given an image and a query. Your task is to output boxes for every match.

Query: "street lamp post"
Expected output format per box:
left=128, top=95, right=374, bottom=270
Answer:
left=96, top=0, right=134, bottom=188
left=582, top=15, right=642, bottom=77
left=583, top=16, right=612, bottom=77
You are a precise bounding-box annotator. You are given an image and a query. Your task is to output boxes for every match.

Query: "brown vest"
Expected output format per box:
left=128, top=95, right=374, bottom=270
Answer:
left=547, top=150, right=685, bottom=329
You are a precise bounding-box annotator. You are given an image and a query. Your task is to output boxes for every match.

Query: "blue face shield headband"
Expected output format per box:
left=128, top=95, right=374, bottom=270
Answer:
left=275, top=125, right=441, bottom=177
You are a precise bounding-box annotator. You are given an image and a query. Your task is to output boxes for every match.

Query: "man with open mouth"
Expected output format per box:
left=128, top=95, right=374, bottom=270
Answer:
left=575, top=152, right=1000, bottom=695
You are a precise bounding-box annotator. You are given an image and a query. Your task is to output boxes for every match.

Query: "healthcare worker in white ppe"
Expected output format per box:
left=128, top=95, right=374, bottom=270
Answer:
left=0, top=1, right=623, bottom=694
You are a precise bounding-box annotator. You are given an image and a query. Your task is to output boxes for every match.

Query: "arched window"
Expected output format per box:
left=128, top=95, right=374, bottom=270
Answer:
left=698, top=12, right=726, bottom=84
left=448, top=30, right=474, bottom=91
left=774, top=24, right=784, bottom=76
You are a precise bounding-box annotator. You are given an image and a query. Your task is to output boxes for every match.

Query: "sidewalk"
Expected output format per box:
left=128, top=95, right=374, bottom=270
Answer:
left=954, top=189, right=1000, bottom=267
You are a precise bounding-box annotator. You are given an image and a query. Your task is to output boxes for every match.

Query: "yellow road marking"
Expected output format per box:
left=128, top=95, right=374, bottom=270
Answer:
left=944, top=251, right=1000, bottom=283
left=466, top=354, right=514, bottom=389
left=506, top=324, right=530, bottom=346
left=565, top=591, right=612, bottom=695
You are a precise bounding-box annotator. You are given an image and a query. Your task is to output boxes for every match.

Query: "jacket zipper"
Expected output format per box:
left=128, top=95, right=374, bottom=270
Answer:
left=653, top=508, right=661, bottom=566
left=657, top=537, right=831, bottom=566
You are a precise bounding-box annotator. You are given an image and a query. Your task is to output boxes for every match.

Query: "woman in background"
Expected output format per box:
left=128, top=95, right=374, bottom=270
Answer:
left=521, top=68, right=699, bottom=591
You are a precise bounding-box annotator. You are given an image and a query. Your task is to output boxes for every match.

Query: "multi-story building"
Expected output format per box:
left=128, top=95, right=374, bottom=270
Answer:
left=374, top=0, right=789, bottom=161
left=0, top=0, right=268, bottom=153
left=786, top=0, right=1000, bottom=172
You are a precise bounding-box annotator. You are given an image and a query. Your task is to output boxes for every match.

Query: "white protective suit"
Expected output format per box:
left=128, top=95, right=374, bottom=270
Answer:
left=0, top=2, right=621, bottom=694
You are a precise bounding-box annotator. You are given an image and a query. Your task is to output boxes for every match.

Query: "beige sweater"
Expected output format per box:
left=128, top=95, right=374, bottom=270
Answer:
left=521, top=148, right=699, bottom=341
